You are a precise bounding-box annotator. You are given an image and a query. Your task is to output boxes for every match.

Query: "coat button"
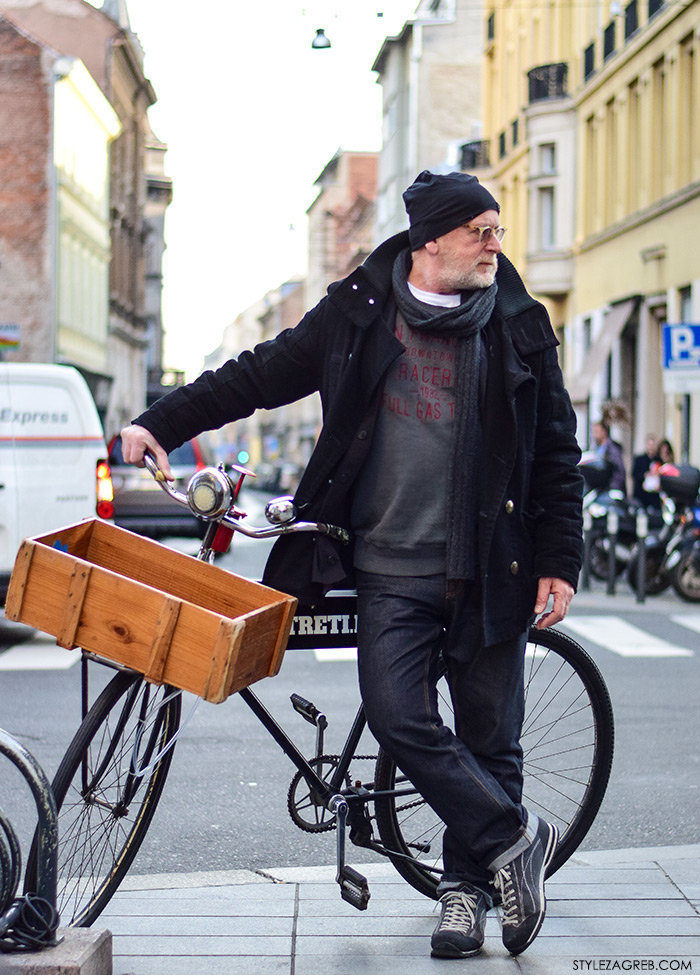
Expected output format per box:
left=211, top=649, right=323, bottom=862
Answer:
left=357, top=429, right=368, bottom=440
left=505, top=500, right=514, bottom=514
left=327, top=554, right=338, bottom=566
left=509, top=561, right=519, bottom=575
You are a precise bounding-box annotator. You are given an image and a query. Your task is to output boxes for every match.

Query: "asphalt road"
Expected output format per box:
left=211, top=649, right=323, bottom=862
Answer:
left=1, top=493, right=698, bottom=877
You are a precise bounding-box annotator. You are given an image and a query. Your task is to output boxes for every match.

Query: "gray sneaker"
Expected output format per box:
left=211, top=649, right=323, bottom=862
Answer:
left=493, top=818, right=559, bottom=955
left=430, top=887, right=489, bottom=958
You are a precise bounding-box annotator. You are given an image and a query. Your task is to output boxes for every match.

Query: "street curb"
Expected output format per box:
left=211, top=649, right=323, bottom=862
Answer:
left=114, top=844, right=700, bottom=890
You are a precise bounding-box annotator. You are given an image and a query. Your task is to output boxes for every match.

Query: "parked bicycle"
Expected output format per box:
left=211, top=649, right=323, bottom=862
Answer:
left=23, top=458, right=614, bottom=928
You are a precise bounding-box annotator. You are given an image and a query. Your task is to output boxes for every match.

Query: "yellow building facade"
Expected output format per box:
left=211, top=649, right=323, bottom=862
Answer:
left=482, top=0, right=700, bottom=468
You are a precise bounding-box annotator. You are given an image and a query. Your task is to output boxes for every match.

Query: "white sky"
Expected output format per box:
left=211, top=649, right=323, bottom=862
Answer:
left=107, top=0, right=419, bottom=379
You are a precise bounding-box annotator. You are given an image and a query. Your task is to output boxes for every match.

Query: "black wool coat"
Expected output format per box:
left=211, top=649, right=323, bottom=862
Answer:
left=136, top=231, right=584, bottom=646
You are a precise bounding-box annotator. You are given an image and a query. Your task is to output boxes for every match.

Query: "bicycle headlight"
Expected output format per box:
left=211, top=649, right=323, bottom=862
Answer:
left=186, top=468, right=233, bottom=518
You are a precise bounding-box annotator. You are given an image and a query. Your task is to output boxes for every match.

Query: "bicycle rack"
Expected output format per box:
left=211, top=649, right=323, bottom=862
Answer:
left=0, top=727, right=60, bottom=950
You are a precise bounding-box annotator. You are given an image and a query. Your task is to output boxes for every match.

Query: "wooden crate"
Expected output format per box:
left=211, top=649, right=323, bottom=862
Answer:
left=5, top=519, right=297, bottom=703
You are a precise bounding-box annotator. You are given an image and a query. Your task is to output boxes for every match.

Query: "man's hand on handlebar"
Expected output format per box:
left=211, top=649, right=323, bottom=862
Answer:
left=120, top=424, right=174, bottom=481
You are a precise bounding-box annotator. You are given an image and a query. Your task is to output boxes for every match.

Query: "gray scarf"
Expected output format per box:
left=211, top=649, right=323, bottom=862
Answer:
left=392, top=249, right=497, bottom=581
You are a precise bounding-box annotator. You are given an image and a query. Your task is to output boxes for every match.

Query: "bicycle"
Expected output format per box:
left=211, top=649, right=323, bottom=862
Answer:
left=24, top=457, right=615, bottom=928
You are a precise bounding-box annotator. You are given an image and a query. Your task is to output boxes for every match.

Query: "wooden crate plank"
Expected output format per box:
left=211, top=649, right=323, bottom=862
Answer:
left=84, top=520, right=289, bottom=618
left=56, top=561, right=93, bottom=649
left=145, top=597, right=182, bottom=684
left=4, top=541, right=34, bottom=621
left=202, top=618, right=246, bottom=703
left=267, top=597, right=298, bottom=677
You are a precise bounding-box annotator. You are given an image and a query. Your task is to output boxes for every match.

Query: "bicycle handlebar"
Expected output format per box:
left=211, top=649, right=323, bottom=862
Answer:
left=143, top=452, right=350, bottom=545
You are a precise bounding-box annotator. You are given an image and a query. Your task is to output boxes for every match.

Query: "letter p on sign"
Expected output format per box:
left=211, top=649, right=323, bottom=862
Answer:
left=671, top=325, right=696, bottom=362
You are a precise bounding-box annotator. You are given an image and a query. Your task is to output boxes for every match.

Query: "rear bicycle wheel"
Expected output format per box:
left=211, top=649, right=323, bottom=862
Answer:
left=373, top=625, right=614, bottom=899
left=24, top=670, right=182, bottom=926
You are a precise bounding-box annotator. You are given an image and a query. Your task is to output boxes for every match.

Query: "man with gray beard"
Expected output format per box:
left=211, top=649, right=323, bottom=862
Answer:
left=121, top=170, right=583, bottom=959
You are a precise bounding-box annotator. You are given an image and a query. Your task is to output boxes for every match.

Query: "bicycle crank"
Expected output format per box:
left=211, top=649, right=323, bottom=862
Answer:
left=286, top=756, right=345, bottom=832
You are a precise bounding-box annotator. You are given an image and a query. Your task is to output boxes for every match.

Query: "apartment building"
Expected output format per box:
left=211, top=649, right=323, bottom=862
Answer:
left=0, top=0, right=167, bottom=436
left=483, top=0, right=700, bottom=465
left=372, top=0, right=486, bottom=242
left=0, top=16, right=120, bottom=408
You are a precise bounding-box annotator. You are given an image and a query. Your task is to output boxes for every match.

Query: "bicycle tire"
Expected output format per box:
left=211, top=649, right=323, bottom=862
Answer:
left=24, top=670, right=182, bottom=927
left=373, top=625, right=614, bottom=899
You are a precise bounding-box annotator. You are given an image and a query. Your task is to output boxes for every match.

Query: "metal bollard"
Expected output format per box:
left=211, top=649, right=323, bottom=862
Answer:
left=635, top=508, right=648, bottom=604
left=606, top=508, right=619, bottom=596
left=581, top=509, right=592, bottom=591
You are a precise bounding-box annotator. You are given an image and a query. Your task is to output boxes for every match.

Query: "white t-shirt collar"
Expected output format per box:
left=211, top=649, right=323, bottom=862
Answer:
left=407, top=281, right=461, bottom=308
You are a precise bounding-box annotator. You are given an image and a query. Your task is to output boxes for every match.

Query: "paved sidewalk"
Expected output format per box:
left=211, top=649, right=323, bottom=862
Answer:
left=95, top=844, right=700, bottom=974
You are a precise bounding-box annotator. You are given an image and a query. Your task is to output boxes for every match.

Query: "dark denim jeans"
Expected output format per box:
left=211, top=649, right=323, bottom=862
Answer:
left=356, top=570, right=535, bottom=894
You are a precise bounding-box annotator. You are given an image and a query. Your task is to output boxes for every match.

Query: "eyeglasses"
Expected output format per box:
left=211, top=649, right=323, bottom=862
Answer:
left=464, top=224, right=507, bottom=243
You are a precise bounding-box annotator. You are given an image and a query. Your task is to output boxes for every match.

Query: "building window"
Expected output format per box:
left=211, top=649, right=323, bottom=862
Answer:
left=486, top=11, right=495, bottom=42
left=624, top=0, right=638, bottom=39
left=679, top=35, right=695, bottom=186
left=511, top=118, right=519, bottom=147
left=648, top=0, right=664, bottom=17
left=499, top=130, right=507, bottom=158
left=603, top=21, right=616, bottom=61
left=627, top=79, right=640, bottom=211
left=650, top=58, right=666, bottom=198
left=540, top=143, right=556, bottom=174
left=584, top=43, right=595, bottom=81
left=538, top=187, right=556, bottom=250
left=582, top=316, right=593, bottom=356
left=680, top=286, right=693, bottom=320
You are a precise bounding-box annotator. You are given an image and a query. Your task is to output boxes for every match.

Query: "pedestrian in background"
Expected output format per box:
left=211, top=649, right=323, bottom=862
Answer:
left=632, top=435, right=660, bottom=508
left=592, top=420, right=627, bottom=494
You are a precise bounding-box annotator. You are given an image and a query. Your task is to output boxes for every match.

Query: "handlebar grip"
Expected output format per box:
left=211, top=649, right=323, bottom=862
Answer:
left=325, top=525, right=351, bottom=545
left=143, top=451, right=165, bottom=481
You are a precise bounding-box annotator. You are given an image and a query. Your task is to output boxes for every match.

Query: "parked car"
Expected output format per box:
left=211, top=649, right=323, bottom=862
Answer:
left=107, top=434, right=215, bottom=540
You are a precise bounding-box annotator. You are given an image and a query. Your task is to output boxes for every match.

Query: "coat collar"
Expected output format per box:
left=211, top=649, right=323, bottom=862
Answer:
left=327, top=232, right=558, bottom=355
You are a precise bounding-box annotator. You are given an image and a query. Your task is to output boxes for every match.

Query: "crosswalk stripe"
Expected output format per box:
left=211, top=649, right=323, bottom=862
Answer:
left=3, top=614, right=698, bottom=669
left=670, top=613, right=700, bottom=637
left=562, top=616, right=694, bottom=657
left=290, top=647, right=358, bottom=662
left=0, top=642, right=80, bottom=670
left=312, top=648, right=357, bottom=662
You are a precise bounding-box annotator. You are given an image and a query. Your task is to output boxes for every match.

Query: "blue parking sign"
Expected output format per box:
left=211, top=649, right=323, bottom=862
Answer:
left=662, top=323, right=700, bottom=393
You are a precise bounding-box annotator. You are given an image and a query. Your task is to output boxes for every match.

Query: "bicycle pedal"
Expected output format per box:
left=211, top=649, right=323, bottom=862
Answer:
left=290, top=693, right=327, bottom=730
left=338, top=866, right=370, bottom=911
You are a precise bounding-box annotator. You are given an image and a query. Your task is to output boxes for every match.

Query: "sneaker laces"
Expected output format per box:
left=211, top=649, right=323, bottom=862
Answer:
left=435, top=890, right=479, bottom=933
left=493, top=867, right=518, bottom=927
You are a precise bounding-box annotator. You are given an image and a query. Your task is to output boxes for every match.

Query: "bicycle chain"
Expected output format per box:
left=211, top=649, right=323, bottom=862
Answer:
left=286, top=754, right=377, bottom=834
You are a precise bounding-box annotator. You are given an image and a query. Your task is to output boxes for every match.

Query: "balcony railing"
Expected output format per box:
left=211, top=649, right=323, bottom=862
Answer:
left=528, top=63, right=568, bottom=102
left=459, top=140, right=491, bottom=169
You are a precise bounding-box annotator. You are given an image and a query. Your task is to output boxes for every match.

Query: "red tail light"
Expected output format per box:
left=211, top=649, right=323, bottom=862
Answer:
left=96, top=460, right=114, bottom=519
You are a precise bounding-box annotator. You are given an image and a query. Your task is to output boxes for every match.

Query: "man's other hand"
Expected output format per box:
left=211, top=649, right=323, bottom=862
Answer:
left=533, top=577, right=574, bottom=629
left=120, top=424, right=173, bottom=481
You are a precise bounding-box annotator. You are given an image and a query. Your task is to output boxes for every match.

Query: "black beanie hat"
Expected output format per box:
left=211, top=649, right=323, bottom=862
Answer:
left=403, top=170, right=500, bottom=250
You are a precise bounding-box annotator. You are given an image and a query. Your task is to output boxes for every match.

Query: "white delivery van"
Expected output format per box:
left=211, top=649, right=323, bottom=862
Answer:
left=0, top=363, right=113, bottom=603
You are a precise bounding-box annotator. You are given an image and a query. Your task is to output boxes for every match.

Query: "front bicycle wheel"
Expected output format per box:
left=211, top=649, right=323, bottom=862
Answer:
left=24, top=670, right=182, bottom=926
left=373, top=625, right=614, bottom=899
